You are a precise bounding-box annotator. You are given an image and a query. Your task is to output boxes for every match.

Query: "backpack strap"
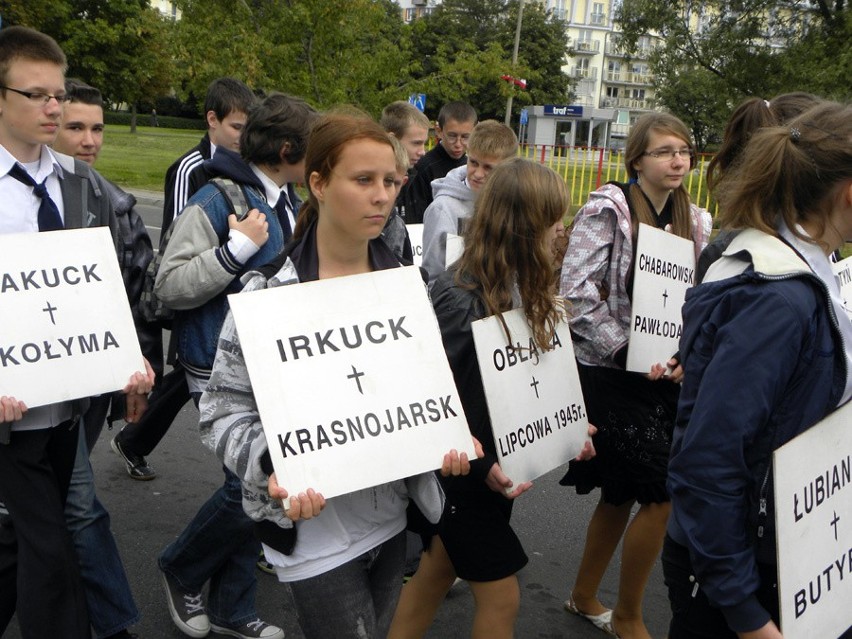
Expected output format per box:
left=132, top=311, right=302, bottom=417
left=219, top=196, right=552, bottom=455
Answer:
left=209, top=177, right=251, bottom=221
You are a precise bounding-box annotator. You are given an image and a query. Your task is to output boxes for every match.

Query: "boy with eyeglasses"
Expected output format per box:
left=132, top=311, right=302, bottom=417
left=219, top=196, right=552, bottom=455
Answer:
left=404, top=101, right=477, bottom=224
left=0, top=26, right=153, bottom=638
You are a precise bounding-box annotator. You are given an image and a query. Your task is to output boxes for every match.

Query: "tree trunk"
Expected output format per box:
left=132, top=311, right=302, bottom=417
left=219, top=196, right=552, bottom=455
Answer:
left=130, top=104, right=138, bottom=134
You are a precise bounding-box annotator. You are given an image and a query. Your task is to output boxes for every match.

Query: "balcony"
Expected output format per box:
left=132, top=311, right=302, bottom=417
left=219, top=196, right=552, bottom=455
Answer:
left=605, top=43, right=652, bottom=59
left=573, top=39, right=601, bottom=54
left=604, top=97, right=653, bottom=110
left=571, top=66, right=598, bottom=80
left=604, top=71, right=652, bottom=85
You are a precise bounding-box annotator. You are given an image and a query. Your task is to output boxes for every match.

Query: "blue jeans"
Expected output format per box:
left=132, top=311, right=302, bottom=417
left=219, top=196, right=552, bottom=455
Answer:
left=287, top=530, right=406, bottom=639
left=65, top=423, right=141, bottom=638
left=159, top=390, right=259, bottom=627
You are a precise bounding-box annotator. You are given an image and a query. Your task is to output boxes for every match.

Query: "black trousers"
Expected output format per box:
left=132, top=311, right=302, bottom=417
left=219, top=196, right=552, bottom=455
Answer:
left=0, top=421, right=89, bottom=638
left=662, top=535, right=779, bottom=639
left=117, top=362, right=190, bottom=455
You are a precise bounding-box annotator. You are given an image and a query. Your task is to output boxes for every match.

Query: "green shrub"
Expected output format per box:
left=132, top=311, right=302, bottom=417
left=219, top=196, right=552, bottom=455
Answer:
left=104, top=111, right=205, bottom=131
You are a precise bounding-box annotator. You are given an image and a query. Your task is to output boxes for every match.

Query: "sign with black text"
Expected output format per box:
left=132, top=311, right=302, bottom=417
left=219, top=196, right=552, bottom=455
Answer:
left=445, top=233, right=464, bottom=269
left=832, top=256, right=852, bottom=320
left=471, top=308, right=590, bottom=488
left=774, top=402, right=852, bottom=639
left=228, top=266, right=476, bottom=502
left=407, top=223, right=424, bottom=267
left=627, top=223, right=695, bottom=373
left=0, top=227, right=145, bottom=407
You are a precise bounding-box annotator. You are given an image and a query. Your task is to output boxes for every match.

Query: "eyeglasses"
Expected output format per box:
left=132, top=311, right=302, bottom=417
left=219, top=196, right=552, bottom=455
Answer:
left=443, top=133, right=471, bottom=143
left=0, top=86, right=69, bottom=105
left=642, top=148, right=694, bottom=161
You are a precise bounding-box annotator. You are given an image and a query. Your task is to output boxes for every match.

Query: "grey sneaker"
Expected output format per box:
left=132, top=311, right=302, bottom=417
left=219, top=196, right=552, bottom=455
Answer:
left=161, top=572, right=210, bottom=638
left=210, top=619, right=284, bottom=639
left=111, top=435, right=156, bottom=480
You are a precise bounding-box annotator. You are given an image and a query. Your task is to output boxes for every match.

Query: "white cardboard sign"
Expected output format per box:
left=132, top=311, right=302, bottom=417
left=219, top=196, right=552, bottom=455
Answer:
left=445, top=233, right=464, bottom=269
left=406, top=223, right=424, bottom=267
left=228, top=265, right=476, bottom=501
left=0, top=227, right=144, bottom=407
left=627, top=223, right=695, bottom=373
left=832, top=256, right=852, bottom=321
left=471, top=308, right=590, bottom=487
left=774, top=402, right=852, bottom=639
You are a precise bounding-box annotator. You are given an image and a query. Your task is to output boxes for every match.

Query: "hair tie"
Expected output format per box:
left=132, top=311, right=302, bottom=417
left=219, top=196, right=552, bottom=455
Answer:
left=763, top=99, right=771, bottom=108
left=790, top=127, right=801, bottom=141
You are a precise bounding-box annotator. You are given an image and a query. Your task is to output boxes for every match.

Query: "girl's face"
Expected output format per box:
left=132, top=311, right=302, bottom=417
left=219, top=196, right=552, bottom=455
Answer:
left=632, top=130, right=691, bottom=198
left=310, top=138, right=397, bottom=243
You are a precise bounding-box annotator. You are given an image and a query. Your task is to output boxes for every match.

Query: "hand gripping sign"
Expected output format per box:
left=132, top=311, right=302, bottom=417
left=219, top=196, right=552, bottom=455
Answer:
left=627, top=223, right=696, bottom=373
left=471, top=308, right=590, bottom=488
left=227, top=265, right=476, bottom=502
left=0, top=227, right=144, bottom=407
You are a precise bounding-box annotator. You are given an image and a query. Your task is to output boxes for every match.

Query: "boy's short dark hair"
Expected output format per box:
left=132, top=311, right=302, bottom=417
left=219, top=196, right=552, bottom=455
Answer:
left=0, top=26, right=67, bottom=89
left=240, top=93, right=319, bottom=166
left=203, top=77, right=257, bottom=123
left=380, top=101, right=430, bottom=137
left=65, top=79, right=103, bottom=108
left=437, top=101, right=477, bottom=128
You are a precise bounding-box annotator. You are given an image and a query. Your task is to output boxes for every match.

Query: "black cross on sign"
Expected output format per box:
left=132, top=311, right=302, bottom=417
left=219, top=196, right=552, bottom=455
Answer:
left=43, top=302, right=58, bottom=325
left=530, top=376, right=540, bottom=399
left=347, top=365, right=365, bottom=395
left=830, top=511, right=840, bottom=541
left=662, top=289, right=669, bottom=308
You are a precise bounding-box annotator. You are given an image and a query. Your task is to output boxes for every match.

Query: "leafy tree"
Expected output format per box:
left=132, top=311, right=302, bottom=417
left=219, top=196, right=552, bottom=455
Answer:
left=172, top=0, right=412, bottom=116
left=1, top=0, right=174, bottom=132
left=615, top=0, right=850, bottom=142
left=408, top=0, right=573, bottom=121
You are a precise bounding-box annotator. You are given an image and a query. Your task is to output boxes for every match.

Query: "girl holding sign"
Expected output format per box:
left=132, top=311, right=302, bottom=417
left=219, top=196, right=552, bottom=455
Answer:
left=665, top=102, right=852, bottom=639
left=389, top=159, right=595, bottom=639
left=199, top=113, right=475, bottom=639
left=559, top=113, right=712, bottom=639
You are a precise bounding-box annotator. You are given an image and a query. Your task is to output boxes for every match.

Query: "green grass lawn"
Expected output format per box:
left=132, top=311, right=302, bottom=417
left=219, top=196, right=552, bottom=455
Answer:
left=98, top=125, right=202, bottom=191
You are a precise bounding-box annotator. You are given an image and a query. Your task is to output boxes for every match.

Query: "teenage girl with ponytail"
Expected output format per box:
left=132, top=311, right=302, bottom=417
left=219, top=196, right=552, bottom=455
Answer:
left=665, top=100, right=852, bottom=639
left=559, top=112, right=712, bottom=639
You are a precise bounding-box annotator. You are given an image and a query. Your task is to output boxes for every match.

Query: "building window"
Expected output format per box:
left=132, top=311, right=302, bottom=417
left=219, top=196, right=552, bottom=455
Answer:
left=606, top=86, right=619, bottom=98
left=590, top=2, right=605, bottom=25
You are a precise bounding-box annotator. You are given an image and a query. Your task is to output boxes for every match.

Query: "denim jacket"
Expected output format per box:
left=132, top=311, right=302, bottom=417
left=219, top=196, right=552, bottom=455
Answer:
left=154, top=181, right=287, bottom=377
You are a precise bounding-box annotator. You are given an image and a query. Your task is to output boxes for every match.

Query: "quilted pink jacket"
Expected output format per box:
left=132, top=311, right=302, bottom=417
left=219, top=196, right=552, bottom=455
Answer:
left=559, top=183, right=712, bottom=368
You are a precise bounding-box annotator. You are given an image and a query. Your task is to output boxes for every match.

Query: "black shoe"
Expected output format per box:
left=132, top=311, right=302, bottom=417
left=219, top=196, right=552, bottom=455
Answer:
left=161, top=571, right=210, bottom=638
left=111, top=435, right=157, bottom=480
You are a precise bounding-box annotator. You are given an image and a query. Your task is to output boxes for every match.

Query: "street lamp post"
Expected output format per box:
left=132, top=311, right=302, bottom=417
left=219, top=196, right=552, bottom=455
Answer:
left=504, top=0, right=526, bottom=126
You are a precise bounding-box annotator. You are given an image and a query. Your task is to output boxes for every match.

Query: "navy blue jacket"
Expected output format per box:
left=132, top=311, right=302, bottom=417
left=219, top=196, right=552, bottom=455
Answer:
left=667, top=230, right=847, bottom=633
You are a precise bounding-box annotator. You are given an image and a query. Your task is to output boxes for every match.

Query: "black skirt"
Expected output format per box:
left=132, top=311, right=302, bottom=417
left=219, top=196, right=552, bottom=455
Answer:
left=560, top=362, right=679, bottom=506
